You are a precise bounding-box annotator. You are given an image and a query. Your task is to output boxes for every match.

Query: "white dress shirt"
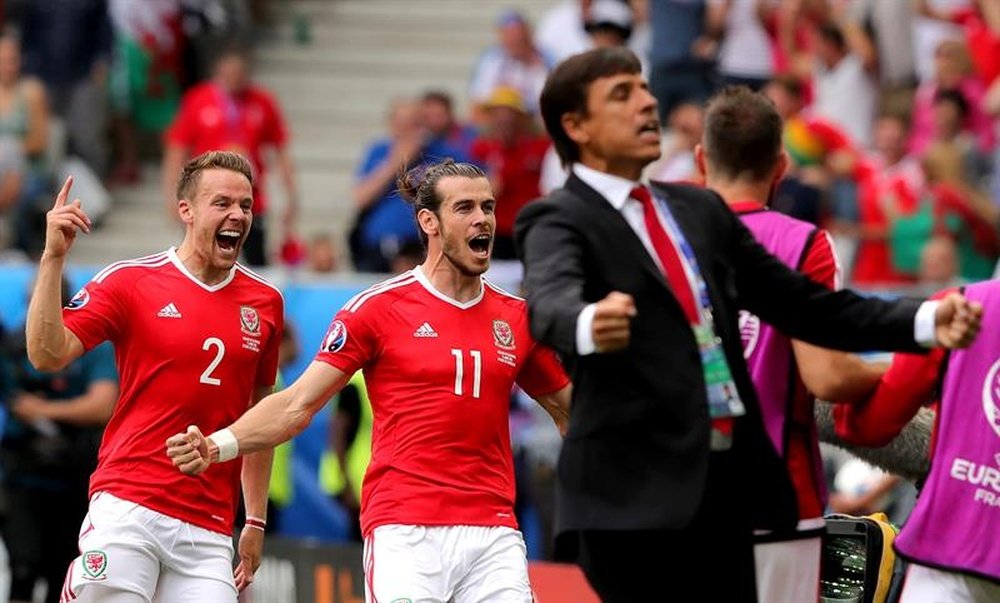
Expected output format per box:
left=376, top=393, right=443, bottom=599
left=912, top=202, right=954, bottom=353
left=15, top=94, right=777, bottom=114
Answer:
left=569, top=163, right=940, bottom=355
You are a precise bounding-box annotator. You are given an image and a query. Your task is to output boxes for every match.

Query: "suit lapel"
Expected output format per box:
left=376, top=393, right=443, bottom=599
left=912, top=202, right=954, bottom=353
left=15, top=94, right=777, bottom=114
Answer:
left=564, top=174, right=669, bottom=290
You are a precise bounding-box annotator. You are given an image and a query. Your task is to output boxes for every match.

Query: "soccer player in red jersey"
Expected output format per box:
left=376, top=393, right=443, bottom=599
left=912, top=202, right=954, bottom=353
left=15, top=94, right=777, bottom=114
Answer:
left=27, top=151, right=283, bottom=602
left=167, top=159, right=572, bottom=602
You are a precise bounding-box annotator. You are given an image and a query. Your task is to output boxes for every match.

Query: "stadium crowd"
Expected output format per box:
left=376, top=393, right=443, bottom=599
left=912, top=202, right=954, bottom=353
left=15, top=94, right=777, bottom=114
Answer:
left=0, top=0, right=998, bottom=601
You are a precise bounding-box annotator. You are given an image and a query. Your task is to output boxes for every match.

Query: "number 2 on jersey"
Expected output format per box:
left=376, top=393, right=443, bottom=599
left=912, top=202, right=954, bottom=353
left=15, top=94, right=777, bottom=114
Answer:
left=200, top=337, right=225, bottom=386
left=451, top=349, right=481, bottom=398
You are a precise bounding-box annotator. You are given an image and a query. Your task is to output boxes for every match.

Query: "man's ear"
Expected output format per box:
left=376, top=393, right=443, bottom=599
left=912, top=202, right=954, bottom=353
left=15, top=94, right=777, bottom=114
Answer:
left=775, top=151, right=790, bottom=183
left=561, top=111, right=590, bottom=147
left=694, top=144, right=708, bottom=181
left=416, top=207, right=439, bottom=239
left=177, top=199, right=194, bottom=225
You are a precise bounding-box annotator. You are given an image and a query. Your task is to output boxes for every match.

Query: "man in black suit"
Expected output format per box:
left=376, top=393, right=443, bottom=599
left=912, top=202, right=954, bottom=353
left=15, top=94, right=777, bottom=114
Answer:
left=514, top=47, right=982, bottom=601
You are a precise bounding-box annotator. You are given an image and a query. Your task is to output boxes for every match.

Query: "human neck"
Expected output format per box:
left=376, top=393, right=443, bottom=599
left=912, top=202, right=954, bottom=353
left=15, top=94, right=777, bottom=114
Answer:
left=175, top=239, right=230, bottom=285
left=708, top=178, right=773, bottom=208
left=420, top=252, right=482, bottom=303
left=578, top=154, right=645, bottom=182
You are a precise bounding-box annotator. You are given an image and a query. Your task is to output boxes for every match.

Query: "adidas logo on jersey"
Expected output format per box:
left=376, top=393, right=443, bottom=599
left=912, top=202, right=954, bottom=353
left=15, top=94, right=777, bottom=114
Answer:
left=413, top=322, right=438, bottom=338
left=157, top=303, right=182, bottom=318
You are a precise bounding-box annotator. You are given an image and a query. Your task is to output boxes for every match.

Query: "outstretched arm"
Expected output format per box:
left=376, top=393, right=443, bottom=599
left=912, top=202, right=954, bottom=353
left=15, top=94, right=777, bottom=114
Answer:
left=167, top=361, right=350, bottom=474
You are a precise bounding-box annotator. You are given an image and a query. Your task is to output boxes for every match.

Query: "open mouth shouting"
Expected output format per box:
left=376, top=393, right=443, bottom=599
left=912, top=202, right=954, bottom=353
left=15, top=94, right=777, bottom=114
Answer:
left=215, top=228, right=243, bottom=255
left=468, top=233, right=492, bottom=260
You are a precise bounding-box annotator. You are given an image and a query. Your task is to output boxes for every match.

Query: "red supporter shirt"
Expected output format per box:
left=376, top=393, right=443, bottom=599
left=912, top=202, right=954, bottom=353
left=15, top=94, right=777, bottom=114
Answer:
left=834, top=288, right=954, bottom=450
left=63, top=249, right=283, bottom=535
left=165, top=82, right=289, bottom=215
left=470, top=135, right=550, bottom=237
left=732, top=200, right=838, bottom=521
left=314, top=269, right=570, bottom=537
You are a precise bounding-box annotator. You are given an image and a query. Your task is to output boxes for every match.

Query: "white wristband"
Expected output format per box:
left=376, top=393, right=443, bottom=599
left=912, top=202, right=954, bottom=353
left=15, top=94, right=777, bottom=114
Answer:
left=208, top=428, right=239, bottom=463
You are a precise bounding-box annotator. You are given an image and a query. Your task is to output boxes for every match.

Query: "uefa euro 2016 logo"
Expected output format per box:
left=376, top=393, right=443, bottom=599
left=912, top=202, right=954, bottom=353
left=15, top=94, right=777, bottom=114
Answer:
left=982, top=358, right=1000, bottom=439
left=738, top=310, right=760, bottom=359
left=323, top=320, right=348, bottom=353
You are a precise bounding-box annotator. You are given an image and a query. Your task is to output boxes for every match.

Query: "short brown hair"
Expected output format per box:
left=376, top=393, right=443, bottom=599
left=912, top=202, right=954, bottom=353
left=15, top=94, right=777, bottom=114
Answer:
left=540, top=47, right=643, bottom=166
left=175, top=150, right=255, bottom=201
left=703, top=86, right=783, bottom=182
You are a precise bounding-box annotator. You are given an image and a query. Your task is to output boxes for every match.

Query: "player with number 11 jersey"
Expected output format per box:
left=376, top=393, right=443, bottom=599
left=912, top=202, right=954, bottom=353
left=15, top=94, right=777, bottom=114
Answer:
left=317, top=267, right=566, bottom=536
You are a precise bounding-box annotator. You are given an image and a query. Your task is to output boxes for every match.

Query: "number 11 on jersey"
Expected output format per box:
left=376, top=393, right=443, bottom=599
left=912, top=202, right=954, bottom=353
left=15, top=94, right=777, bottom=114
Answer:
left=451, top=349, right=481, bottom=398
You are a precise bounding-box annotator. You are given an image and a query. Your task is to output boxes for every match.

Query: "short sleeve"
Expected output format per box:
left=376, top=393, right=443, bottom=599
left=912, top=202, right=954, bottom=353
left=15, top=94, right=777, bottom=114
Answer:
left=314, top=304, right=380, bottom=376
left=62, top=275, right=127, bottom=351
left=515, top=342, right=570, bottom=399
left=255, top=296, right=285, bottom=389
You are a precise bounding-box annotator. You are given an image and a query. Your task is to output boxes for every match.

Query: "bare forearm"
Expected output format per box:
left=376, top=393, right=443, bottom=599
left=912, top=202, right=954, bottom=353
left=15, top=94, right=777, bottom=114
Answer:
left=39, top=382, right=117, bottom=425
left=353, top=160, right=398, bottom=210
left=241, top=447, right=274, bottom=519
left=794, top=341, right=884, bottom=403
left=27, top=254, right=71, bottom=371
left=216, top=389, right=311, bottom=457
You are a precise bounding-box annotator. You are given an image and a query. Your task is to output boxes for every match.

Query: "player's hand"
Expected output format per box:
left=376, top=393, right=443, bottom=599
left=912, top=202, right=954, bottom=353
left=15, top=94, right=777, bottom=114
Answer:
left=933, top=292, right=983, bottom=349
left=44, top=176, right=91, bottom=259
left=592, top=291, right=637, bottom=353
left=234, top=525, right=264, bottom=592
left=165, top=425, right=211, bottom=475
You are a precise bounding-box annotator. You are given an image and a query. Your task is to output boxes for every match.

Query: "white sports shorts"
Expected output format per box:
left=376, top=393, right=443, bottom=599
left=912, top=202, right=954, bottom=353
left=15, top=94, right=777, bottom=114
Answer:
left=60, top=491, right=237, bottom=603
left=363, top=524, right=532, bottom=603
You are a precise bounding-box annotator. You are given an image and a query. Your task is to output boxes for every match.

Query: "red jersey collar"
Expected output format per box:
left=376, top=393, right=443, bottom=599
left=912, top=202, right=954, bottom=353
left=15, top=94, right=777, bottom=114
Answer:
left=729, top=199, right=767, bottom=214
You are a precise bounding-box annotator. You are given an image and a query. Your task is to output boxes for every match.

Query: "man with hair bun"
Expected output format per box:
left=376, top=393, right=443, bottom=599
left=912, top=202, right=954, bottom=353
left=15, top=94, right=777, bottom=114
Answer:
left=166, top=159, right=572, bottom=602
left=26, top=150, right=284, bottom=601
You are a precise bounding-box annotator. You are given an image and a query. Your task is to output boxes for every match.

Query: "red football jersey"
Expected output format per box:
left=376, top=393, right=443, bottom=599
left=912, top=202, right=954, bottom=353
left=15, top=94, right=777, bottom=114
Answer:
left=315, top=269, right=569, bottom=537
left=63, top=249, right=283, bottom=535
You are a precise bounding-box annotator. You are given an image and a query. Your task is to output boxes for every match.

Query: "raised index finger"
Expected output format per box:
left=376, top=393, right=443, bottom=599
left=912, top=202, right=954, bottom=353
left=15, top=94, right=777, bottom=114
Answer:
left=54, top=175, right=74, bottom=208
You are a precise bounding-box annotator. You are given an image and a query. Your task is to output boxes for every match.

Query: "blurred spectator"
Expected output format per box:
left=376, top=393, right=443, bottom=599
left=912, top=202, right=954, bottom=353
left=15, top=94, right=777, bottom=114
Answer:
left=0, top=34, right=51, bottom=259
left=19, top=0, right=113, bottom=178
left=420, top=90, right=477, bottom=161
left=470, top=87, right=550, bottom=260
left=320, top=372, right=370, bottom=543
left=537, top=0, right=647, bottom=66
left=842, top=0, right=918, bottom=116
left=912, top=0, right=970, bottom=84
left=917, top=235, right=963, bottom=294
left=909, top=38, right=995, bottom=155
left=917, top=0, right=1000, bottom=86
left=647, top=101, right=704, bottom=183
left=0, top=277, right=117, bottom=603
left=585, top=1, right=636, bottom=51
left=705, top=0, right=776, bottom=91
left=535, top=0, right=595, bottom=63
left=349, top=99, right=464, bottom=273
left=852, top=113, right=924, bottom=287
left=765, top=75, right=856, bottom=226
left=927, top=88, right=994, bottom=192
left=108, top=0, right=185, bottom=185
left=811, top=22, right=877, bottom=148
left=162, top=47, right=299, bottom=267
left=265, top=318, right=301, bottom=534
left=307, top=232, right=339, bottom=274
left=469, top=11, right=551, bottom=120
left=647, top=0, right=715, bottom=123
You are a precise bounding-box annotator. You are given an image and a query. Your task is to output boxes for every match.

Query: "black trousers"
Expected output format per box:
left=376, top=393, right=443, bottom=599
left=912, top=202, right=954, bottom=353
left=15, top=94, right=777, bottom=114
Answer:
left=576, top=451, right=758, bottom=602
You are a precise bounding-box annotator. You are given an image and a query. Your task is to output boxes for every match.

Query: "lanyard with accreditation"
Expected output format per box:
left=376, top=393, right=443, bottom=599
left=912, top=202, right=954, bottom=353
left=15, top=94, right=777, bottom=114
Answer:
left=653, top=193, right=747, bottom=423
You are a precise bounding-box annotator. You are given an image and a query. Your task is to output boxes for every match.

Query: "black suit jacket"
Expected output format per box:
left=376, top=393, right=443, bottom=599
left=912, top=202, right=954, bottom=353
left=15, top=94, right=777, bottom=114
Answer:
left=514, top=175, right=925, bottom=534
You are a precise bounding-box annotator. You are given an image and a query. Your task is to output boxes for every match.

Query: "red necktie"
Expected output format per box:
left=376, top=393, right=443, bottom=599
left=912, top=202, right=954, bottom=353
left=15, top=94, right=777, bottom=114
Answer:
left=631, top=186, right=699, bottom=324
